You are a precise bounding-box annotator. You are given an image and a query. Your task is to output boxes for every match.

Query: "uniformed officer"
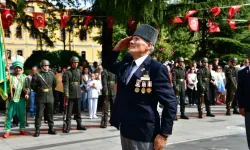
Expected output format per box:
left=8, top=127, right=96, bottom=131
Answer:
left=197, top=57, right=215, bottom=118
left=63, top=56, right=87, bottom=133
left=225, top=57, right=240, bottom=115
left=31, top=60, right=57, bottom=137
left=172, top=57, right=189, bottom=119
left=100, top=69, right=116, bottom=128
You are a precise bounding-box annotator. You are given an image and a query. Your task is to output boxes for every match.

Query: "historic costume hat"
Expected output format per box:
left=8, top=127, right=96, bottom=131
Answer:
left=11, top=55, right=24, bottom=69
left=133, top=24, right=159, bottom=46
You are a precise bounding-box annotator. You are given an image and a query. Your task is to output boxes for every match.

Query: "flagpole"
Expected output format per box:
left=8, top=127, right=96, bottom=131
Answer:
left=0, top=14, right=13, bottom=99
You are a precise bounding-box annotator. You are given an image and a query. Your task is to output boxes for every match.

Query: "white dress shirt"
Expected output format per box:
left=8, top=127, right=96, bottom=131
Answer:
left=126, top=55, right=149, bottom=85
left=87, top=79, right=102, bottom=99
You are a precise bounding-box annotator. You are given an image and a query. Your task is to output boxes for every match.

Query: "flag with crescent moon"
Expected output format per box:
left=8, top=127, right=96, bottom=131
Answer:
left=1, top=9, right=15, bottom=29
left=188, top=17, right=199, bottom=31
left=61, top=14, right=70, bottom=28
left=33, top=12, right=46, bottom=28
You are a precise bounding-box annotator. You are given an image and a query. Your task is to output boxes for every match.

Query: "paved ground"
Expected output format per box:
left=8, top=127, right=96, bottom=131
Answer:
left=0, top=105, right=248, bottom=150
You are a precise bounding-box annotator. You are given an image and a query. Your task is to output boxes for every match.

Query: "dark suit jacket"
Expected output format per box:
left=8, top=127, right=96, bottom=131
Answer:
left=237, top=66, right=250, bottom=112
left=102, top=50, right=177, bottom=142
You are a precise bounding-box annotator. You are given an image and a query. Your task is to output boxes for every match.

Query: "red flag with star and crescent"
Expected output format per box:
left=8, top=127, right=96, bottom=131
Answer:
left=84, top=16, right=93, bottom=26
left=33, top=12, right=46, bottom=28
left=61, top=14, right=70, bottom=28
left=1, top=9, right=15, bottom=29
left=207, top=19, right=220, bottom=33
left=188, top=17, right=199, bottom=31
left=184, top=10, right=197, bottom=22
left=209, top=7, right=221, bottom=16
left=228, top=5, right=242, bottom=19
left=228, top=19, right=237, bottom=30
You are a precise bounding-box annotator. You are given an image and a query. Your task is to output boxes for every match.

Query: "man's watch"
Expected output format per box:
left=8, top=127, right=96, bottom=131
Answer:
left=160, top=134, right=170, bottom=139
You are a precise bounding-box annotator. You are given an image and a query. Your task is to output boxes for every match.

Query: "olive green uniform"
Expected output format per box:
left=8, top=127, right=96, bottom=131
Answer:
left=31, top=71, right=57, bottom=128
left=100, top=69, right=116, bottom=128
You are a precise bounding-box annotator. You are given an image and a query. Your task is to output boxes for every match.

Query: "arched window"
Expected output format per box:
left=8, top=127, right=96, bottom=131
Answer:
left=16, top=26, right=22, bottom=39
left=17, top=50, right=23, bottom=56
left=81, top=51, right=86, bottom=60
left=6, top=50, right=11, bottom=59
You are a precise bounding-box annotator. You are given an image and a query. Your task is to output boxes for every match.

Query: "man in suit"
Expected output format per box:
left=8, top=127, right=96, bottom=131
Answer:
left=102, top=24, right=177, bottom=150
left=237, top=48, right=250, bottom=149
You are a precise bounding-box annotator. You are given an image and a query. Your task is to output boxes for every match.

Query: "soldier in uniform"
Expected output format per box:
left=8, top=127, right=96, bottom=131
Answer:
left=172, top=57, right=189, bottom=119
left=3, top=55, right=30, bottom=138
left=63, top=56, right=87, bottom=133
left=100, top=69, right=116, bottom=128
left=31, top=60, right=57, bottom=137
left=225, top=57, right=240, bottom=115
left=197, top=57, right=215, bottom=118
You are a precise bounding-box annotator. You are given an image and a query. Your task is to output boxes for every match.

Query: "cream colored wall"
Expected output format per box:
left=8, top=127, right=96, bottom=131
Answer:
left=4, top=2, right=102, bottom=64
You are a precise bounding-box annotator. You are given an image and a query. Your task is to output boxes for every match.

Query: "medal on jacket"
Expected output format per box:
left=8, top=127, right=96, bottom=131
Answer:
left=147, top=81, right=152, bottom=93
left=140, top=71, right=150, bottom=81
left=135, top=79, right=141, bottom=93
left=141, top=81, right=146, bottom=94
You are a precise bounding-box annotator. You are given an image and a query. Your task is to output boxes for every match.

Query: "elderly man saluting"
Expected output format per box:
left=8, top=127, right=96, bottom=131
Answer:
left=102, top=24, right=177, bottom=150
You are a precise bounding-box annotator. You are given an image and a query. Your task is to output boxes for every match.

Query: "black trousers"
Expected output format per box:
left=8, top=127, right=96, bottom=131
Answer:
left=210, top=83, right=216, bottom=105
left=66, top=98, right=82, bottom=125
left=54, top=91, right=64, bottom=113
left=35, top=102, right=54, bottom=128
left=187, top=88, right=196, bottom=105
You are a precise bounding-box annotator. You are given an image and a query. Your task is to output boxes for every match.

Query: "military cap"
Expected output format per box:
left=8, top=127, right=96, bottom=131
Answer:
left=133, top=24, right=159, bottom=46
left=201, top=57, right=208, bottom=63
left=178, top=57, right=184, bottom=62
left=70, top=56, right=79, bottom=63
left=40, top=59, right=50, bottom=66
left=230, top=57, right=238, bottom=63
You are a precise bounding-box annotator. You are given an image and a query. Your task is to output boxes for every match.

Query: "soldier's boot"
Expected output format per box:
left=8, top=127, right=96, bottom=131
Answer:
left=180, top=112, right=189, bottom=119
left=34, top=128, right=40, bottom=137
left=233, top=108, right=240, bottom=114
left=48, top=127, right=57, bottom=135
left=226, top=109, right=231, bottom=116
left=226, top=104, right=231, bottom=115
left=65, top=124, right=70, bottom=133
left=100, top=116, right=108, bottom=128
left=77, top=124, right=87, bottom=130
left=198, top=111, right=203, bottom=118
left=206, top=111, right=215, bottom=117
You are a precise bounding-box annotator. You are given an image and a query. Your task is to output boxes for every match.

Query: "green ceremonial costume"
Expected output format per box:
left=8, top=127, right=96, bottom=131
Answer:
left=4, top=55, right=29, bottom=133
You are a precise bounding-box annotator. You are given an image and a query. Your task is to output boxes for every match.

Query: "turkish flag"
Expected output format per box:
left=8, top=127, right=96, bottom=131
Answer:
left=84, top=16, right=93, bottom=26
left=33, top=12, right=45, bottom=28
left=173, top=17, right=183, bottom=23
left=184, top=10, right=197, bottom=22
left=228, top=19, right=237, bottom=30
left=107, top=16, right=114, bottom=28
left=228, top=5, right=242, bottom=19
left=209, top=24, right=220, bottom=33
left=128, top=18, right=136, bottom=30
left=1, top=9, right=15, bottom=29
left=209, top=7, right=221, bottom=16
left=188, top=17, right=199, bottom=31
left=61, top=14, right=70, bottom=28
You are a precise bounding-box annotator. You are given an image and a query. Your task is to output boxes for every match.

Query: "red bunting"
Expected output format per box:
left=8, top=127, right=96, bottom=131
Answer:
left=107, top=16, right=114, bottom=28
left=128, top=18, right=136, bottom=30
left=228, top=5, right=242, bottom=19
left=60, top=14, right=70, bottom=28
left=84, top=16, right=93, bottom=26
left=33, top=12, right=46, bottom=28
left=209, top=7, right=221, bottom=16
left=173, top=17, right=183, bottom=23
left=188, top=17, right=199, bottom=31
left=1, top=9, right=15, bottom=29
left=184, top=10, right=197, bottom=22
left=210, top=24, right=220, bottom=33
left=227, top=19, right=237, bottom=30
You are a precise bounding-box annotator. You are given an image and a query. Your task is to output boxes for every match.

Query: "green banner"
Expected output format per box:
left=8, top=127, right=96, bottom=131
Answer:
left=0, top=27, right=8, bottom=100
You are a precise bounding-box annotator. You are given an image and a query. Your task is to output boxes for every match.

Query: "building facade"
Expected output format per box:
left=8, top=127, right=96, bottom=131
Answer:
left=1, top=0, right=102, bottom=64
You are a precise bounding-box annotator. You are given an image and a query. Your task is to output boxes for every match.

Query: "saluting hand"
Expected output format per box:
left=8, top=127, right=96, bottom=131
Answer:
left=154, top=134, right=167, bottom=150
left=113, top=36, right=132, bottom=51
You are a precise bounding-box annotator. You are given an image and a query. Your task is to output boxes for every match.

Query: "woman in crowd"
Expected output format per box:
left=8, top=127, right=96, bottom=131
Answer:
left=214, top=66, right=226, bottom=105
left=187, top=67, right=198, bottom=106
